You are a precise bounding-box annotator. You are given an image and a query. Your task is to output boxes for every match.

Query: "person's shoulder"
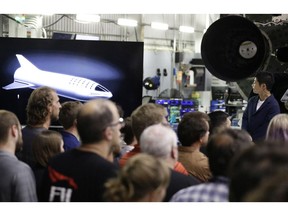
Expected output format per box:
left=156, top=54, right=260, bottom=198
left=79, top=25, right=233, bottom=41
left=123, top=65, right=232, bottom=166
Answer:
left=170, top=183, right=201, bottom=201
left=268, top=94, right=279, bottom=102
left=22, top=126, right=47, bottom=136
left=171, top=169, right=201, bottom=185
left=14, top=160, right=35, bottom=178
left=248, top=95, right=258, bottom=102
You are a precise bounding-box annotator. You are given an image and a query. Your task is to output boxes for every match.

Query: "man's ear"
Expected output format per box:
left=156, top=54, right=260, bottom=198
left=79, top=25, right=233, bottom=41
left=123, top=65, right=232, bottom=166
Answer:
left=73, top=119, right=77, bottom=127
left=47, top=104, right=53, bottom=113
left=170, top=146, right=178, bottom=160
left=261, top=83, right=267, bottom=90
left=11, top=125, right=18, bottom=138
left=103, top=127, right=113, bottom=141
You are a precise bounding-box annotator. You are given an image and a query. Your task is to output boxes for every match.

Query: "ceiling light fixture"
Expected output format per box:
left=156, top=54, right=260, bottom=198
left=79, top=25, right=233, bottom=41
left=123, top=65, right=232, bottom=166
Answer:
left=117, top=18, right=138, bottom=27
left=179, top=25, right=195, bottom=33
left=76, top=14, right=100, bottom=23
left=151, top=22, right=169, bottom=30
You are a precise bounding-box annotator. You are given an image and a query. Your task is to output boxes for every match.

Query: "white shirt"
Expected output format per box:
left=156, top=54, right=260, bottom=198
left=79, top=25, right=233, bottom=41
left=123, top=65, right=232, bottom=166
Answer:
left=256, top=99, right=265, bottom=111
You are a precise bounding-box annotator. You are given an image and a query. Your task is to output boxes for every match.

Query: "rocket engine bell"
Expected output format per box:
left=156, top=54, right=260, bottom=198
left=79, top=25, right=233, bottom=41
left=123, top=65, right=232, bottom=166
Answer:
left=201, top=15, right=288, bottom=112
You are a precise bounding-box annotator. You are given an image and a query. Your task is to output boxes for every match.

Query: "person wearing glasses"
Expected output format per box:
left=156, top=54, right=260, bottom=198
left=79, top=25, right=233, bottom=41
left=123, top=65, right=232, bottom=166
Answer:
left=242, top=72, right=280, bottom=142
left=40, top=99, right=121, bottom=202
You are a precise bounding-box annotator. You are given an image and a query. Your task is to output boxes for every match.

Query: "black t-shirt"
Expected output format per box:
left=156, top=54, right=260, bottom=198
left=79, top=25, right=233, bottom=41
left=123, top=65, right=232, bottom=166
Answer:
left=164, top=169, right=201, bottom=202
left=40, top=149, right=118, bottom=202
left=19, top=126, right=47, bottom=168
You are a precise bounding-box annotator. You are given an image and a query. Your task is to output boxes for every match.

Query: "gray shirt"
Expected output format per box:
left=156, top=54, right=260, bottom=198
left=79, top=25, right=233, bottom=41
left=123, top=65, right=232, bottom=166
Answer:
left=0, top=151, right=37, bottom=201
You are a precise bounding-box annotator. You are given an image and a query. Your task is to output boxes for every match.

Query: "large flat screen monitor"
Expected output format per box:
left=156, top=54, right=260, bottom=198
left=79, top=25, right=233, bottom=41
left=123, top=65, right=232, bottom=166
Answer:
left=0, top=37, right=144, bottom=125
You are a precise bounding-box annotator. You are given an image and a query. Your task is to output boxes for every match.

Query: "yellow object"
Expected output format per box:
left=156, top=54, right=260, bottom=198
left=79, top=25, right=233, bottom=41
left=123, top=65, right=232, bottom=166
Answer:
left=176, top=71, right=183, bottom=84
left=191, top=91, right=200, bottom=99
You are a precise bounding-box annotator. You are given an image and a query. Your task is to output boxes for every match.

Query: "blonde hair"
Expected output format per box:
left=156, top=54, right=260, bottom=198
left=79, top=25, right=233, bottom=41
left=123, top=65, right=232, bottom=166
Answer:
left=104, top=153, right=170, bottom=202
left=266, top=114, right=288, bottom=142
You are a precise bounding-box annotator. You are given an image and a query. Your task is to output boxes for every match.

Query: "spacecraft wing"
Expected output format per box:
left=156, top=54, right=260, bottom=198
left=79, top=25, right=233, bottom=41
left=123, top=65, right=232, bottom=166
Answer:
left=2, top=81, right=35, bottom=90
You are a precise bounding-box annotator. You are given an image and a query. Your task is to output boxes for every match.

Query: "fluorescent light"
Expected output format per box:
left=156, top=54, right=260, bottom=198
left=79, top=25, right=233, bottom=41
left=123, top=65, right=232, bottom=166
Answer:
left=151, top=22, right=169, bottom=30
left=179, top=25, right=195, bottom=33
left=117, top=18, right=138, bottom=27
left=15, top=15, right=25, bottom=23
left=76, top=14, right=100, bottom=23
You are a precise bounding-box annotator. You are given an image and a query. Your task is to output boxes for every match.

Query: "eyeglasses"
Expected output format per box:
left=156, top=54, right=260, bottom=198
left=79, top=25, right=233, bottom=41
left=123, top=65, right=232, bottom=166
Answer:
left=108, top=117, right=125, bottom=128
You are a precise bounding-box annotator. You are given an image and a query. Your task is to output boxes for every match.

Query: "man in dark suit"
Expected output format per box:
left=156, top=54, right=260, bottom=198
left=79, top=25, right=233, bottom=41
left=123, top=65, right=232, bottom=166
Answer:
left=242, top=71, right=280, bottom=142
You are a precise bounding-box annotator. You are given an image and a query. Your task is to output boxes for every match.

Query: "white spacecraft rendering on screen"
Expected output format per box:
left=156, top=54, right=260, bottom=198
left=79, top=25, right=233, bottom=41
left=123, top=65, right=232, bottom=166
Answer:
left=2, top=54, right=113, bottom=100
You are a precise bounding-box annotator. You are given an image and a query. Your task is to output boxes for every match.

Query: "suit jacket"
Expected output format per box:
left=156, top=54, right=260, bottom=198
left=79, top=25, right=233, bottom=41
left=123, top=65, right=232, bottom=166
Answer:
left=242, top=94, right=280, bottom=141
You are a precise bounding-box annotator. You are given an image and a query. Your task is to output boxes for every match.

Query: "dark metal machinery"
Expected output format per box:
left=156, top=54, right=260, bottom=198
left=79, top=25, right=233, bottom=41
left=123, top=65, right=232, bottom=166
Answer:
left=201, top=14, right=288, bottom=113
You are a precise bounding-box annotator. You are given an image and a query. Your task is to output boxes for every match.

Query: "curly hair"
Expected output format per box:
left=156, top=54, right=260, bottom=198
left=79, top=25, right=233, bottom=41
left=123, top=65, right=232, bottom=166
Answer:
left=26, top=86, right=56, bottom=126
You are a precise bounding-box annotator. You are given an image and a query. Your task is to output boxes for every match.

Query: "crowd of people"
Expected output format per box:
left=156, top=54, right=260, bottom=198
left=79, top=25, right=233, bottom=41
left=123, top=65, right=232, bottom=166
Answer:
left=0, top=71, right=288, bottom=202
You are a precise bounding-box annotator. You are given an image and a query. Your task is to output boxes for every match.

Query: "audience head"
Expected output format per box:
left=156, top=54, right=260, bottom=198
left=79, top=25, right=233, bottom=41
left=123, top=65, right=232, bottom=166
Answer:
left=177, top=111, right=210, bottom=147
left=120, top=117, right=136, bottom=146
left=266, top=113, right=288, bottom=142
left=140, top=123, right=178, bottom=166
left=207, top=128, right=253, bottom=177
left=131, top=103, right=168, bottom=142
left=208, top=111, right=231, bottom=135
left=254, top=71, right=274, bottom=92
left=59, top=101, right=83, bottom=130
left=0, top=110, right=22, bottom=152
left=244, top=171, right=288, bottom=202
left=229, top=141, right=288, bottom=201
left=26, top=86, right=61, bottom=126
left=77, top=99, right=123, bottom=147
left=32, top=130, right=64, bottom=167
left=115, top=103, right=124, bottom=118
left=104, top=153, right=170, bottom=202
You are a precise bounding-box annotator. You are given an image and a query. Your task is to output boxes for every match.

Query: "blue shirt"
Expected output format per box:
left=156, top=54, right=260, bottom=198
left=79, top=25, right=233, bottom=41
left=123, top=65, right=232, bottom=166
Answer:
left=60, top=130, right=81, bottom=151
left=170, top=176, right=229, bottom=202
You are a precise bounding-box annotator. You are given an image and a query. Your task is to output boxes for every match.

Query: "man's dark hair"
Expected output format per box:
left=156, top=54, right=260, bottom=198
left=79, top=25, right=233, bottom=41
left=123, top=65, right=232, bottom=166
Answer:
left=59, top=101, right=83, bottom=129
left=207, top=128, right=252, bottom=177
left=177, top=111, right=210, bottom=146
left=120, top=117, right=134, bottom=145
left=255, top=71, right=275, bottom=91
left=208, top=111, right=229, bottom=135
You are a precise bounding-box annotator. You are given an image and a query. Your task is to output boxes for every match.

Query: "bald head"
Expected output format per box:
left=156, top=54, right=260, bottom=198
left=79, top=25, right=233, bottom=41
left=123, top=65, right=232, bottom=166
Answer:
left=77, top=99, right=118, bottom=144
